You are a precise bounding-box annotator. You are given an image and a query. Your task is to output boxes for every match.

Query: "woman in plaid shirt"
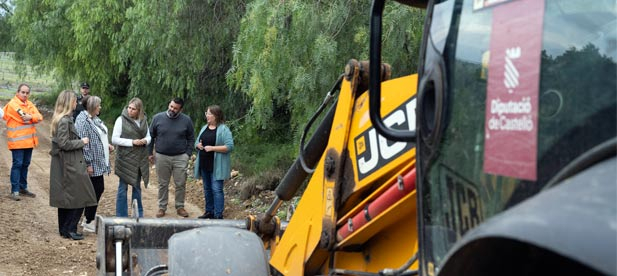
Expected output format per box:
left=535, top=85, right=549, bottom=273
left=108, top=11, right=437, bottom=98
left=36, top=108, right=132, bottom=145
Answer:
left=75, top=96, right=114, bottom=233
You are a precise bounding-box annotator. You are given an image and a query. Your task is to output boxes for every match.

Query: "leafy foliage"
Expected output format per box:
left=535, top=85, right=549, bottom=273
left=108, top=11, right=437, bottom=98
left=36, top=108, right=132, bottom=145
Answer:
left=228, top=0, right=424, bottom=144
left=11, top=0, right=130, bottom=110
left=120, top=0, right=249, bottom=126
left=10, top=0, right=248, bottom=124
left=0, top=0, right=14, bottom=50
left=0, top=17, right=12, bottom=51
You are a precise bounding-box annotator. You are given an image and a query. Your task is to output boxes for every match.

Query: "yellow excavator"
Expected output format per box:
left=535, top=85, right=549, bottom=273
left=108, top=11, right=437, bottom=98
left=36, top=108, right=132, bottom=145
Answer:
left=96, top=0, right=616, bottom=275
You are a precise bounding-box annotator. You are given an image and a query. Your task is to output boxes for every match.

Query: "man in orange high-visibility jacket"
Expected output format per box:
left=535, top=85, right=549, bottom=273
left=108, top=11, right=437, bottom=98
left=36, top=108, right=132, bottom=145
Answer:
left=2, top=84, right=43, bottom=201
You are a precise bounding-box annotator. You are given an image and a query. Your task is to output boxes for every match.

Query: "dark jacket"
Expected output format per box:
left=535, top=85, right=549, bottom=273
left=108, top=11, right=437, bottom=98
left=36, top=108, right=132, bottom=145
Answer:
left=72, top=94, right=85, bottom=121
left=148, top=111, right=194, bottom=156
left=49, top=115, right=97, bottom=208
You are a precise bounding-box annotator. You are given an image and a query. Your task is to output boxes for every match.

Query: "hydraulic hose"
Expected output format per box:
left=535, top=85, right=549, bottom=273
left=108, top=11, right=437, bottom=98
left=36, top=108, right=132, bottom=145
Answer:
left=260, top=83, right=339, bottom=225
left=369, top=0, right=416, bottom=142
left=275, top=96, right=337, bottom=201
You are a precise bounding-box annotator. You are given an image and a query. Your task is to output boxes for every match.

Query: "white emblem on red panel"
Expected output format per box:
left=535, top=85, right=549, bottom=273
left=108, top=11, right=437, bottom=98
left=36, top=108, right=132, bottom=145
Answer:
left=504, top=47, right=521, bottom=93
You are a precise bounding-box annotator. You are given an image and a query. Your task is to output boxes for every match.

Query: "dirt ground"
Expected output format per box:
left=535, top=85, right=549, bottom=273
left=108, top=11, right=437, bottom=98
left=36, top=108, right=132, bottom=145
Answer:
left=0, top=103, right=265, bottom=275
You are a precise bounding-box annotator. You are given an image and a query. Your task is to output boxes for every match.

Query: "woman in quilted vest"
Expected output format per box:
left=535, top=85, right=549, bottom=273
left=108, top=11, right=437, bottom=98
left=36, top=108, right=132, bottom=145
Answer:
left=111, top=98, right=151, bottom=218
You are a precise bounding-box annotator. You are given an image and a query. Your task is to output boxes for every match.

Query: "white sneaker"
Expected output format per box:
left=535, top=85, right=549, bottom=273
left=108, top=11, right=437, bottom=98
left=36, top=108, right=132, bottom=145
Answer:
left=83, top=220, right=96, bottom=233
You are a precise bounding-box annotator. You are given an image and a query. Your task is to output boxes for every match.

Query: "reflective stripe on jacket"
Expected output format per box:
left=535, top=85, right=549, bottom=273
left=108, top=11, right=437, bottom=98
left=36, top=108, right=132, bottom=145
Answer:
left=3, top=96, right=43, bottom=149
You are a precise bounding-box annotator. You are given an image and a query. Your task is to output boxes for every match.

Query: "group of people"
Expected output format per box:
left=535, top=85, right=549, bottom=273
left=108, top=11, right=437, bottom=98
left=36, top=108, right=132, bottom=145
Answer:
left=3, top=83, right=235, bottom=241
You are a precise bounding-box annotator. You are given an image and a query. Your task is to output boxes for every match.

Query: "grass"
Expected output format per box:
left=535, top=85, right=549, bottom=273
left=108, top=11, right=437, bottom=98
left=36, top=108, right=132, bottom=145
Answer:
left=233, top=141, right=295, bottom=176
left=0, top=52, right=54, bottom=101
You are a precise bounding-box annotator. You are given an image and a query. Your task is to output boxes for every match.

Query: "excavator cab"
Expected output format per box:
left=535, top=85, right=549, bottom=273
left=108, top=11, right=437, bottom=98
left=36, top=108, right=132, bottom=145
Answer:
left=372, top=0, right=616, bottom=275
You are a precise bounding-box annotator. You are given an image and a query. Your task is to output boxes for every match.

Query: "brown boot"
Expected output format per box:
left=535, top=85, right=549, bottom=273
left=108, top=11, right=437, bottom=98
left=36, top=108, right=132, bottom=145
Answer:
left=176, top=208, right=189, bottom=217
left=156, top=209, right=165, bottom=218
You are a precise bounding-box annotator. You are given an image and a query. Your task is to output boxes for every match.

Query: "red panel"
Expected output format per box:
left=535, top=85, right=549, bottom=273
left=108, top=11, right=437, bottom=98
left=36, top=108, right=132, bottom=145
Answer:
left=483, top=0, right=545, bottom=181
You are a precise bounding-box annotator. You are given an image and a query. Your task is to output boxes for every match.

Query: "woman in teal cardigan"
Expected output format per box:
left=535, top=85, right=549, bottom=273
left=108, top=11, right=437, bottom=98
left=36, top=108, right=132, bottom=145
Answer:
left=194, top=105, right=234, bottom=219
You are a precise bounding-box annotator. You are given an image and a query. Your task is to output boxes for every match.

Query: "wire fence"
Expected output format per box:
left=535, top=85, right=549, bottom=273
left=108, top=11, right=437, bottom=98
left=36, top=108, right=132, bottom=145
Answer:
left=0, top=52, right=53, bottom=99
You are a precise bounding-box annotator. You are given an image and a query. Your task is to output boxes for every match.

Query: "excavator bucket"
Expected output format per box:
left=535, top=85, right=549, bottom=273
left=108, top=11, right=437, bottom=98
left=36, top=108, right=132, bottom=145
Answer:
left=95, top=216, right=247, bottom=275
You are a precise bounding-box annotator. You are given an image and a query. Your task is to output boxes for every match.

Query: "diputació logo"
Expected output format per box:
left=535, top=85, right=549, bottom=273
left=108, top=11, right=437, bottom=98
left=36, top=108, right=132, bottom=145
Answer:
left=484, top=0, right=543, bottom=181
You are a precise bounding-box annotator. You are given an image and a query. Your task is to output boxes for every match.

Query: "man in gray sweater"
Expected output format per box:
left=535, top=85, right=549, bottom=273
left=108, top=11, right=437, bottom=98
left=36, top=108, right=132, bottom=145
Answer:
left=148, top=98, right=195, bottom=218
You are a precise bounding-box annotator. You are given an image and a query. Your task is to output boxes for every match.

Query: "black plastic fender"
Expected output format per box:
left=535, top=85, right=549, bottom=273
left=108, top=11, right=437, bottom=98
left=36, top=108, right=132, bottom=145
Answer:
left=168, top=226, right=269, bottom=276
left=437, top=157, right=617, bottom=276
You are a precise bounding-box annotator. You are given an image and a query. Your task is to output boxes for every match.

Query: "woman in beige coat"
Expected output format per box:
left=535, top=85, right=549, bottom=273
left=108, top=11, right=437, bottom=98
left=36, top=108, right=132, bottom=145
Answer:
left=49, top=90, right=97, bottom=240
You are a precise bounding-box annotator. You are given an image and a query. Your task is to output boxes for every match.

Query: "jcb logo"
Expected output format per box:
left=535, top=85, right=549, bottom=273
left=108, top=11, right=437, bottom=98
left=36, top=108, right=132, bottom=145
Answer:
left=355, top=98, right=416, bottom=180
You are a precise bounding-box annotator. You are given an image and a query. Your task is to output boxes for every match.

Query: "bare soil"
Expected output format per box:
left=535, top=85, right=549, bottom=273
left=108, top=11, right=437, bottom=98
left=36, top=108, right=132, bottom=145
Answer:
left=0, top=103, right=270, bottom=275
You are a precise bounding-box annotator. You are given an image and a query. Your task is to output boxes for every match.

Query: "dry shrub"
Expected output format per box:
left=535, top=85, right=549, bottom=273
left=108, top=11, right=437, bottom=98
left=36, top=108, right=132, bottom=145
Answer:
left=240, top=168, right=285, bottom=200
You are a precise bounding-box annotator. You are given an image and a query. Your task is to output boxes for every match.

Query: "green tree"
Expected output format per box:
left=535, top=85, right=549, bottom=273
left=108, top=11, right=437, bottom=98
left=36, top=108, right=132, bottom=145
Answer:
left=10, top=0, right=247, bottom=124
left=227, top=0, right=424, bottom=145
left=0, top=0, right=13, bottom=51
left=120, top=0, right=248, bottom=125
left=10, top=0, right=130, bottom=103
